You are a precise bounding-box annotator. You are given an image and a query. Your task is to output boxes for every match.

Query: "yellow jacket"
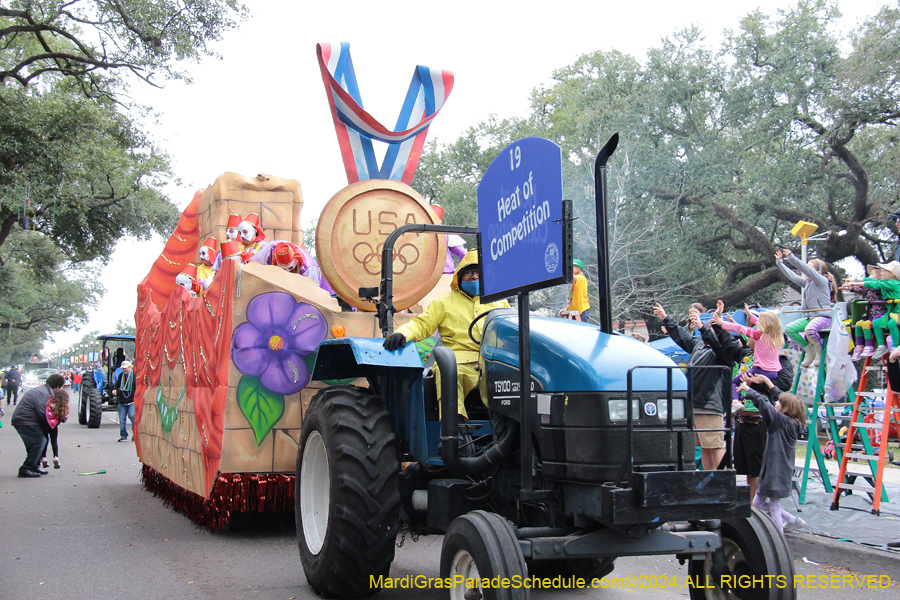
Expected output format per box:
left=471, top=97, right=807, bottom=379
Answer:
left=197, top=263, right=215, bottom=282
left=567, top=273, right=590, bottom=313
left=395, top=251, right=509, bottom=364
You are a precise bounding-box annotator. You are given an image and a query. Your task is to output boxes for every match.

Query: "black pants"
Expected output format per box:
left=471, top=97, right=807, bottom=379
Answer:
left=14, top=425, right=45, bottom=473
left=5, top=384, right=17, bottom=404
left=734, top=419, right=768, bottom=478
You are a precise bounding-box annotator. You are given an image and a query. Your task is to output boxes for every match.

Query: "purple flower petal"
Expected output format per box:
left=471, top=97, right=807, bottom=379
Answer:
left=232, top=347, right=268, bottom=377
left=286, top=304, right=327, bottom=353
left=246, top=292, right=300, bottom=330
left=233, top=322, right=265, bottom=349
left=259, top=350, right=309, bottom=395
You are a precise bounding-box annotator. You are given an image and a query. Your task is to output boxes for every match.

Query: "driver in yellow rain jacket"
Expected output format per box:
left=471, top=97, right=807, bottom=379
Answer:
left=383, top=250, right=510, bottom=418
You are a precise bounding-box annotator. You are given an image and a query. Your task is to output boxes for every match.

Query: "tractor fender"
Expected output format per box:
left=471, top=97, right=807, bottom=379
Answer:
left=312, top=337, right=423, bottom=381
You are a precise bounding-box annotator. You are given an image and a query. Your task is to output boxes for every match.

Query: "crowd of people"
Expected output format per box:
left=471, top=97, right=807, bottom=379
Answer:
left=652, top=247, right=900, bottom=533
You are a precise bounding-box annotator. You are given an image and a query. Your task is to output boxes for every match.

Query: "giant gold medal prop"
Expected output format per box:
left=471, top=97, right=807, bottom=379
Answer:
left=316, top=180, right=445, bottom=311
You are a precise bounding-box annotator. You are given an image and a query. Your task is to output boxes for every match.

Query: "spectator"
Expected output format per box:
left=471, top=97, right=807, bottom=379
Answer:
left=842, top=264, right=888, bottom=360
left=653, top=302, right=733, bottom=470
left=40, top=389, right=69, bottom=470
left=712, top=308, right=784, bottom=401
left=112, top=361, right=135, bottom=442
left=558, top=259, right=590, bottom=322
left=839, top=261, right=900, bottom=360
left=10, top=373, right=65, bottom=477
left=712, top=302, right=795, bottom=502
left=5, top=366, right=21, bottom=405
left=775, top=249, right=836, bottom=368
left=72, top=370, right=82, bottom=393
left=737, top=373, right=807, bottom=533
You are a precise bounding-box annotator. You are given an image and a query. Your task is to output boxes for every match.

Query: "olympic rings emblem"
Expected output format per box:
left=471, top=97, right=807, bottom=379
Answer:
left=352, top=241, right=421, bottom=276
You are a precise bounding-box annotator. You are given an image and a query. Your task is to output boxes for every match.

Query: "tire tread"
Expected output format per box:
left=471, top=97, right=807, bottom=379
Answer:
left=297, top=385, right=399, bottom=599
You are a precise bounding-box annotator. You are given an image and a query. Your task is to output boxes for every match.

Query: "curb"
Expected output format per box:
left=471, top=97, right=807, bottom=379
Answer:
left=786, top=531, right=900, bottom=579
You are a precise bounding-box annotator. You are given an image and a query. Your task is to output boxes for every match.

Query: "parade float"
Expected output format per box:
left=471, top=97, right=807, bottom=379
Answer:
left=134, top=42, right=453, bottom=529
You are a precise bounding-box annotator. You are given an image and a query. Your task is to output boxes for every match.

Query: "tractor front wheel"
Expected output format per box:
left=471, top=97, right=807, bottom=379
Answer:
left=688, top=508, right=795, bottom=600
left=296, top=385, right=399, bottom=598
left=440, top=511, right=530, bottom=600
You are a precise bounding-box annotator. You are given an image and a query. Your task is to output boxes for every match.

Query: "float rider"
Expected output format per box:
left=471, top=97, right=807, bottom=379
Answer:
left=197, top=237, right=218, bottom=285
left=383, top=250, right=509, bottom=419
left=224, top=212, right=242, bottom=242
left=252, top=240, right=336, bottom=295
left=175, top=264, right=204, bottom=297
left=237, top=213, right=266, bottom=261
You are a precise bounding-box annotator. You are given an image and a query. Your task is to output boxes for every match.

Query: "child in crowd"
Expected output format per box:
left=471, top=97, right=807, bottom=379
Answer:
left=711, top=308, right=784, bottom=401
left=40, top=389, right=69, bottom=469
left=843, top=265, right=888, bottom=360
left=736, top=373, right=807, bottom=533
left=840, top=261, right=900, bottom=360
left=775, top=249, right=837, bottom=368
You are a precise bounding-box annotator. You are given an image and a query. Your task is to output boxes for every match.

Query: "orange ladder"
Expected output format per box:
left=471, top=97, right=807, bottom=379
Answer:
left=830, top=356, right=899, bottom=515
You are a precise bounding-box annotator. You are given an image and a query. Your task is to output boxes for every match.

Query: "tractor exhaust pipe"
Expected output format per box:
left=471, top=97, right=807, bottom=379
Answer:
left=434, top=346, right=517, bottom=475
left=593, top=133, right=619, bottom=335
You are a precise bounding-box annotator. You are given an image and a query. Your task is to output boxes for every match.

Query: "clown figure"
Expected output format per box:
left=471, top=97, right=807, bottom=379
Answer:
left=237, top=213, right=266, bottom=261
left=197, top=237, right=218, bottom=287
left=175, top=264, right=203, bottom=297
left=251, top=240, right=336, bottom=295
left=224, top=212, right=242, bottom=242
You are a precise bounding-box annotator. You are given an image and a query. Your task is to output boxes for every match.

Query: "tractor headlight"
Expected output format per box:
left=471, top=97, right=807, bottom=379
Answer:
left=656, top=398, right=684, bottom=420
left=608, top=399, right=640, bottom=421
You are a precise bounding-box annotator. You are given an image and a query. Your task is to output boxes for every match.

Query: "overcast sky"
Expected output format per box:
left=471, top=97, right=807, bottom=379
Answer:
left=44, top=0, right=885, bottom=357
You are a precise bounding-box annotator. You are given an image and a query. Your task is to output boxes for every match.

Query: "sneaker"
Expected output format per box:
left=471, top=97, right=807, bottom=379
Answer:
left=117, top=437, right=127, bottom=442
left=41, top=458, right=49, bottom=468
left=861, top=344, right=876, bottom=358
left=53, top=457, right=60, bottom=469
left=784, top=517, right=807, bottom=531
left=851, top=346, right=863, bottom=361
left=873, top=345, right=890, bottom=360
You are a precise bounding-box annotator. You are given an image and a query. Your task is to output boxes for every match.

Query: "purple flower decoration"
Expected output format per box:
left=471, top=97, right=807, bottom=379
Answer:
left=232, top=293, right=327, bottom=395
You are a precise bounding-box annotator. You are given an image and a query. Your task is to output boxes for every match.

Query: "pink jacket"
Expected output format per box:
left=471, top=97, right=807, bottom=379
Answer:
left=721, top=321, right=781, bottom=371
left=45, top=397, right=60, bottom=429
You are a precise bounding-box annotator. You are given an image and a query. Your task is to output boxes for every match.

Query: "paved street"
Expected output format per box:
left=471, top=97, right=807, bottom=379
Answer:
left=1, top=395, right=897, bottom=600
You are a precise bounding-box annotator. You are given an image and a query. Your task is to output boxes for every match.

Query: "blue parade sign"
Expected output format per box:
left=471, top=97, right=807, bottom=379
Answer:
left=477, top=137, right=566, bottom=301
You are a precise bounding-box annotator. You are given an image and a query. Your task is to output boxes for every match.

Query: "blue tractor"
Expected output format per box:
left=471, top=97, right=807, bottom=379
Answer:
left=295, top=138, right=794, bottom=600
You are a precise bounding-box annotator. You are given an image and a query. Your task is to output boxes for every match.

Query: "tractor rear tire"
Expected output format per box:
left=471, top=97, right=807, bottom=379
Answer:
left=77, top=390, right=88, bottom=425
left=86, top=388, right=102, bottom=429
left=440, top=511, right=530, bottom=600
left=80, top=374, right=98, bottom=425
left=688, top=507, right=796, bottom=600
left=296, top=385, right=399, bottom=598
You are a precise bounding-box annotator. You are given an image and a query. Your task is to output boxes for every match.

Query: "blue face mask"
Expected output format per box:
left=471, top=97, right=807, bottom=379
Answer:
left=459, top=280, right=479, bottom=297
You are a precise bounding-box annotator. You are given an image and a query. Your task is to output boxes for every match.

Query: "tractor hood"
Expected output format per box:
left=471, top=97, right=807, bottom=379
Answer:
left=481, top=314, right=687, bottom=393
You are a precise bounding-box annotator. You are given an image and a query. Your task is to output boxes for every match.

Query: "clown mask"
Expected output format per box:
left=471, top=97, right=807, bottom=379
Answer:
left=199, top=246, right=214, bottom=266
left=175, top=273, right=197, bottom=297
left=238, top=222, right=256, bottom=244
left=277, top=259, right=299, bottom=272
left=225, top=227, right=239, bottom=240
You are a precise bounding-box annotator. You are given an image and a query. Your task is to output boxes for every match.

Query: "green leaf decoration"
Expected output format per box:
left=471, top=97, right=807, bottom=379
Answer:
left=237, top=375, right=285, bottom=446
left=155, top=385, right=185, bottom=434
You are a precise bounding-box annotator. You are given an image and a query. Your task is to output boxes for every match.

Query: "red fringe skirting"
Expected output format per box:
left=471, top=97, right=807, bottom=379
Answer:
left=140, top=464, right=295, bottom=532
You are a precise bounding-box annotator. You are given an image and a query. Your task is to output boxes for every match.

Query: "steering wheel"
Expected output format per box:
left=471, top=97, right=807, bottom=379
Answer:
left=468, top=308, right=509, bottom=345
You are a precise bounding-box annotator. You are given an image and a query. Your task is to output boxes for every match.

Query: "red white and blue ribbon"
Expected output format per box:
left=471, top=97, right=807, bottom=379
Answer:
left=317, top=42, right=454, bottom=185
